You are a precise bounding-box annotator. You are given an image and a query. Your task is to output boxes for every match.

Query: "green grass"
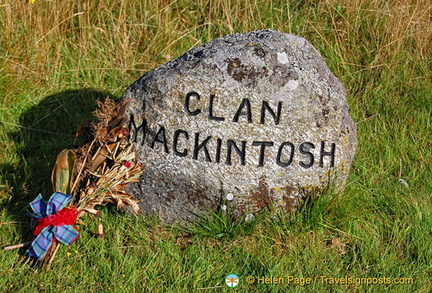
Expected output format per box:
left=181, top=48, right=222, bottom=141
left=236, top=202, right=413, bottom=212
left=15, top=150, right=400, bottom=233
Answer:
left=1, top=0, right=431, bottom=292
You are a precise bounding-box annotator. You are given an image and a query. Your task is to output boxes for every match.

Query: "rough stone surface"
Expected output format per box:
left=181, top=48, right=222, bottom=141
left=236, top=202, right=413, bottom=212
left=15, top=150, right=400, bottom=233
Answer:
left=122, top=29, right=357, bottom=223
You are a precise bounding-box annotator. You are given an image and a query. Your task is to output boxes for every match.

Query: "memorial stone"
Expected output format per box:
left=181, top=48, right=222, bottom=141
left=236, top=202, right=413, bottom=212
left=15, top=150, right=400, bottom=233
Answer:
left=122, top=29, right=357, bottom=223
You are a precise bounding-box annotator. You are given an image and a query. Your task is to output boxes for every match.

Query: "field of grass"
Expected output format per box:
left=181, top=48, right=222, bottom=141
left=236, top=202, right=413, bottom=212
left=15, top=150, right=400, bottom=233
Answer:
left=0, top=0, right=431, bottom=292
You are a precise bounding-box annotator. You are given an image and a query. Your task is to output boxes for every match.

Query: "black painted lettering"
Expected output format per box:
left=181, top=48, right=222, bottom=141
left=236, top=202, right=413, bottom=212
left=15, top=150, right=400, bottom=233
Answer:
left=252, top=141, right=274, bottom=167
left=128, top=115, right=147, bottom=145
left=208, top=94, right=225, bottom=121
left=215, top=138, right=222, bottom=163
left=184, top=92, right=201, bottom=116
left=260, top=101, right=282, bottom=125
left=320, top=141, right=336, bottom=167
left=226, top=140, right=246, bottom=165
left=173, top=129, right=189, bottom=157
left=299, top=142, right=315, bottom=168
left=233, top=98, right=252, bottom=123
left=151, top=126, right=169, bottom=153
left=276, top=142, right=295, bottom=167
left=193, top=133, right=212, bottom=162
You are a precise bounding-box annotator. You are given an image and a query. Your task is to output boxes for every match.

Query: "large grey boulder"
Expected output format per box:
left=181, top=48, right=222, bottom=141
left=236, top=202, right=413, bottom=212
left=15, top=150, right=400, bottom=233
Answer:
left=122, top=29, right=357, bottom=223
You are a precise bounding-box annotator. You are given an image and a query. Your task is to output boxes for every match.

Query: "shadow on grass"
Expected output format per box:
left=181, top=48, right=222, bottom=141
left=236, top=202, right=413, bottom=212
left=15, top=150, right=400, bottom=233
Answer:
left=1, top=88, right=117, bottom=246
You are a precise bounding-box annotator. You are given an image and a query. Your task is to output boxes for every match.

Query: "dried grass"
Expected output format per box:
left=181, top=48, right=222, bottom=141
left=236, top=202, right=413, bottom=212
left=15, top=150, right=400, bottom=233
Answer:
left=42, top=98, right=142, bottom=269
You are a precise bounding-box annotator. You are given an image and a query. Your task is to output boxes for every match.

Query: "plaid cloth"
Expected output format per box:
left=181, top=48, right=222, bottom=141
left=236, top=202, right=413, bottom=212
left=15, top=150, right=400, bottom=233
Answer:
left=27, top=192, right=79, bottom=259
left=29, top=192, right=72, bottom=218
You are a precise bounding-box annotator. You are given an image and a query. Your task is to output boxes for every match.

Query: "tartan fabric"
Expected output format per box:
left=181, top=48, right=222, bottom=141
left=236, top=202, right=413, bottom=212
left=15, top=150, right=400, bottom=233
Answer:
left=46, top=192, right=73, bottom=215
left=33, top=206, right=78, bottom=236
left=52, top=225, right=79, bottom=246
left=29, top=194, right=47, bottom=218
left=27, top=192, right=79, bottom=260
left=27, top=227, right=55, bottom=259
left=29, top=192, right=72, bottom=218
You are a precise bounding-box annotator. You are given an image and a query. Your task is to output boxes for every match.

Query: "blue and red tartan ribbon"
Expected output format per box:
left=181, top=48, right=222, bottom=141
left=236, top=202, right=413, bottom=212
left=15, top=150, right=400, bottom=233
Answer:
left=27, top=192, right=79, bottom=259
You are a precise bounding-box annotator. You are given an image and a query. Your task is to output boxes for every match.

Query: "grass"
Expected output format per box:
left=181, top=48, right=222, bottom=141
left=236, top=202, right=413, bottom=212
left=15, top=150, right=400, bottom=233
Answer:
left=0, top=0, right=431, bottom=292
